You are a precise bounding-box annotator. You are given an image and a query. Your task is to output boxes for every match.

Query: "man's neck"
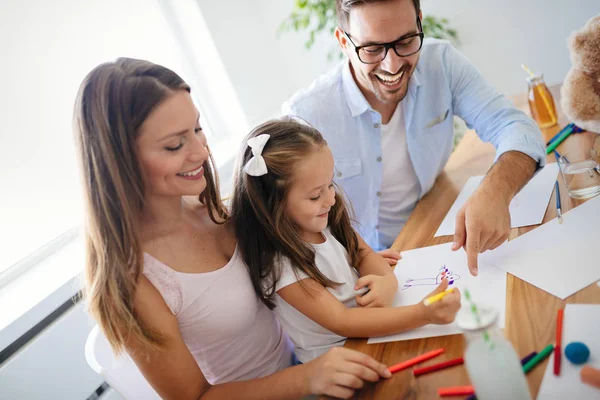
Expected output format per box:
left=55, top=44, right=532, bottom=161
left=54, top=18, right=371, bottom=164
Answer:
left=372, top=100, right=398, bottom=125
left=350, top=64, right=400, bottom=124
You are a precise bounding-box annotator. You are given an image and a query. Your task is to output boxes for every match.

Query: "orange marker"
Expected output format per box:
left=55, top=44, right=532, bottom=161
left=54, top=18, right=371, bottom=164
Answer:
left=438, top=385, right=475, bottom=397
left=554, top=309, right=563, bottom=376
left=388, top=348, right=444, bottom=374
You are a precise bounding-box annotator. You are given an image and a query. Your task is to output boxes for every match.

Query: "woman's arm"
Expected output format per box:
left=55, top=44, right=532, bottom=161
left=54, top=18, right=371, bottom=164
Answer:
left=126, top=276, right=390, bottom=400
left=277, top=278, right=460, bottom=338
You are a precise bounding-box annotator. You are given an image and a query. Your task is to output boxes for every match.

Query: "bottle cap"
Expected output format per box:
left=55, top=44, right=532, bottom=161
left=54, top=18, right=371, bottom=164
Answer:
left=456, top=305, right=498, bottom=331
left=526, top=74, right=544, bottom=84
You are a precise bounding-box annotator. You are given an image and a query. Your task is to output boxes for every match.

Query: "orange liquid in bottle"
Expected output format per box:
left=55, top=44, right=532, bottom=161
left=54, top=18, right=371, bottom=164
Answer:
left=527, top=75, right=557, bottom=129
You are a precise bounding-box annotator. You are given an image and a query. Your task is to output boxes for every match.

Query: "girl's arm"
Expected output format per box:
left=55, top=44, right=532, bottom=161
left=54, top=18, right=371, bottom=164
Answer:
left=277, top=277, right=460, bottom=338
left=353, top=234, right=398, bottom=307
left=355, top=233, right=397, bottom=277
left=125, top=276, right=390, bottom=400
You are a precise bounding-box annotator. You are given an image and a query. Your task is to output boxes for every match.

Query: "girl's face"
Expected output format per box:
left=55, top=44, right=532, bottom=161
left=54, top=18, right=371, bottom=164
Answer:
left=285, top=144, right=336, bottom=241
left=136, top=90, right=209, bottom=198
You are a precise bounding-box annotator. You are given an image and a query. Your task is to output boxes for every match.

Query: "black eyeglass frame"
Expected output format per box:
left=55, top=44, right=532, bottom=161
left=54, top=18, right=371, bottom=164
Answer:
left=344, top=17, right=424, bottom=64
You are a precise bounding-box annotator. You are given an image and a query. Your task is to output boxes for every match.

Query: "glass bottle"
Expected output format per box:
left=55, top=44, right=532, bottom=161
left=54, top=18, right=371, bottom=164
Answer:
left=457, top=306, right=532, bottom=400
left=527, top=74, right=557, bottom=129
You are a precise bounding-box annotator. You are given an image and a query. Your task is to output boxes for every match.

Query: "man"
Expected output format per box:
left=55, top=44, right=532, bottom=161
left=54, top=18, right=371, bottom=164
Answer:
left=283, top=0, right=546, bottom=276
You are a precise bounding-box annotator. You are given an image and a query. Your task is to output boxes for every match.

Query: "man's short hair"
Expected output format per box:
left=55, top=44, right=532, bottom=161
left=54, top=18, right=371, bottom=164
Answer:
left=336, top=0, right=421, bottom=31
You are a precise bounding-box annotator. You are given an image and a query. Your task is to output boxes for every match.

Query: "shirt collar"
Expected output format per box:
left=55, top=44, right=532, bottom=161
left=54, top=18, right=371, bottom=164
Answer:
left=341, top=59, right=423, bottom=117
left=342, top=61, right=371, bottom=117
left=407, top=64, right=422, bottom=100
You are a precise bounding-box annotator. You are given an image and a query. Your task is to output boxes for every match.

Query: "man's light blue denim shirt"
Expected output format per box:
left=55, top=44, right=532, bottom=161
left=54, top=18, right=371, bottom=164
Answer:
left=283, top=39, right=546, bottom=250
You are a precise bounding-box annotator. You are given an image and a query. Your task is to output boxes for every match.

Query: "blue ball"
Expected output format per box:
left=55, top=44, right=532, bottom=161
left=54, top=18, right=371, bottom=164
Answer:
left=564, top=342, right=590, bottom=365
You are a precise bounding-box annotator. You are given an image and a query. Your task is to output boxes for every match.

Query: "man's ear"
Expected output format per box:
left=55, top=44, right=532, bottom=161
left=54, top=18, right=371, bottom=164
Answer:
left=334, top=27, right=349, bottom=52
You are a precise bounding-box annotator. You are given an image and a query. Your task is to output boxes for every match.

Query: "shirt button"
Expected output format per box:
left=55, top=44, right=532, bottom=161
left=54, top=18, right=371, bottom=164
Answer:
left=376, top=191, right=382, bottom=197
left=374, top=123, right=380, bottom=129
left=336, top=171, right=342, bottom=177
left=376, top=225, right=380, bottom=230
left=377, top=156, right=382, bottom=162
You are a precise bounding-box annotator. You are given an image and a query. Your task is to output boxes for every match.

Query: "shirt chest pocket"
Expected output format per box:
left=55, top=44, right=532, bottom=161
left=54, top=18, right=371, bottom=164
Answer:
left=334, top=159, right=362, bottom=180
left=424, top=109, right=450, bottom=129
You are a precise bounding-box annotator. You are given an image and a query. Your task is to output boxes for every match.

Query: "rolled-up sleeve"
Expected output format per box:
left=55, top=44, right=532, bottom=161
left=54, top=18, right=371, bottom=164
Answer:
left=445, top=44, right=546, bottom=168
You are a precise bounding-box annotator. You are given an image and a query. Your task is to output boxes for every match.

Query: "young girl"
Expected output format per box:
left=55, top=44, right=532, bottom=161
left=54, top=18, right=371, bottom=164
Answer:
left=231, top=118, right=462, bottom=363
left=74, top=58, right=391, bottom=400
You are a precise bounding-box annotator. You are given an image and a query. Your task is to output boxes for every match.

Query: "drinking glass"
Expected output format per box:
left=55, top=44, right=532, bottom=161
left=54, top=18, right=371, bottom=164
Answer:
left=557, top=149, right=600, bottom=199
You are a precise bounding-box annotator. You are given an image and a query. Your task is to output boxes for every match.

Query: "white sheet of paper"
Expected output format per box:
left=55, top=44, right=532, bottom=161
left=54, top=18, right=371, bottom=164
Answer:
left=435, top=163, right=559, bottom=237
left=368, top=243, right=507, bottom=344
left=481, top=194, right=600, bottom=300
left=537, top=304, right=600, bottom=399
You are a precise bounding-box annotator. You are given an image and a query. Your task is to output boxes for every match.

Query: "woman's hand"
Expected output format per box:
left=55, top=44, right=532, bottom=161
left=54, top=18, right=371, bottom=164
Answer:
left=354, top=274, right=398, bottom=308
left=303, top=347, right=391, bottom=399
left=420, top=279, right=462, bottom=325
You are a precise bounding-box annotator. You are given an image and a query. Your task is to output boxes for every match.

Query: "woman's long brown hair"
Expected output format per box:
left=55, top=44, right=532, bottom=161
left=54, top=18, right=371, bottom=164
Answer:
left=73, top=58, right=227, bottom=353
left=230, top=118, right=360, bottom=309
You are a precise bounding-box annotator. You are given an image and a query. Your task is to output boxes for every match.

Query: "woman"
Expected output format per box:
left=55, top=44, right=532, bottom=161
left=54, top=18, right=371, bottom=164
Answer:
left=74, top=58, right=391, bottom=400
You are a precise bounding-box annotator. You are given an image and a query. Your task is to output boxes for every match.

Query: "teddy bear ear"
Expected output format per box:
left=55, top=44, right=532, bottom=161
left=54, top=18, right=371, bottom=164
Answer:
left=570, top=32, right=585, bottom=50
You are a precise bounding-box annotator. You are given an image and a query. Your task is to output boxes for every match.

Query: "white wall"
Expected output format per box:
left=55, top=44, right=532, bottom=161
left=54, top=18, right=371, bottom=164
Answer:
left=196, top=0, right=336, bottom=127
left=197, top=0, right=600, bottom=127
left=420, top=0, right=600, bottom=96
left=0, top=0, right=191, bottom=274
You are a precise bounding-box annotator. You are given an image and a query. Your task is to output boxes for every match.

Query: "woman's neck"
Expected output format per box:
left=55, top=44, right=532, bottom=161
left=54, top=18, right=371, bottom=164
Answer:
left=141, top=194, right=190, bottom=228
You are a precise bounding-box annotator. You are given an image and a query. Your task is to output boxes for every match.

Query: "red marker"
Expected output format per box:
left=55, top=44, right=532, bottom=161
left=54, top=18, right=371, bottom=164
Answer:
left=554, top=309, right=564, bottom=376
left=388, top=348, right=444, bottom=374
left=413, top=357, right=464, bottom=376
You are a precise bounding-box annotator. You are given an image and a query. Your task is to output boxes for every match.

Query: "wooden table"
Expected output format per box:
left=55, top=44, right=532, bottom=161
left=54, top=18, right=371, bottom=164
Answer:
left=338, top=85, right=600, bottom=399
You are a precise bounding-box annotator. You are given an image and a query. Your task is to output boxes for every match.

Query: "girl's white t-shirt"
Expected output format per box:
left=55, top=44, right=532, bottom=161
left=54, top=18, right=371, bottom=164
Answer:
left=273, top=227, right=366, bottom=363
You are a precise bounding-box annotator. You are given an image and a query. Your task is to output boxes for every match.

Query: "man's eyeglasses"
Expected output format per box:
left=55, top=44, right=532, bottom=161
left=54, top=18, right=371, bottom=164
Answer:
left=344, top=17, right=424, bottom=64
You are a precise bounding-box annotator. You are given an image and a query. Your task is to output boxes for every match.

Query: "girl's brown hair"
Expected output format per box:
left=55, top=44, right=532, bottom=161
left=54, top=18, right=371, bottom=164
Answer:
left=73, top=58, right=227, bottom=353
left=230, top=117, right=360, bottom=309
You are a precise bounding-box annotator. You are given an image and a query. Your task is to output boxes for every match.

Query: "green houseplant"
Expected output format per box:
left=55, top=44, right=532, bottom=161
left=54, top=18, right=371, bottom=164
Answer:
left=279, top=0, right=459, bottom=60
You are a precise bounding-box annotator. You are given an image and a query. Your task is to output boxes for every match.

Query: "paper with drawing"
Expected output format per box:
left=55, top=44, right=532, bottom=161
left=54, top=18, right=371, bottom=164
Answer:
left=537, top=304, right=600, bottom=399
left=481, top=193, right=600, bottom=300
left=368, top=243, right=507, bottom=344
left=435, top=163, right=559, bottom=237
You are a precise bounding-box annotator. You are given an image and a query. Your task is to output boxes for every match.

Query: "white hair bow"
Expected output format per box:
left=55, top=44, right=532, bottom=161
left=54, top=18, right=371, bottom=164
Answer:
left=243, top=134, right=270, bottom=177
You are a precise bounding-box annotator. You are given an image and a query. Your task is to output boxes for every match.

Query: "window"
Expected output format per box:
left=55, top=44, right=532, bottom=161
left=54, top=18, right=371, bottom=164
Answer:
left=0, top=0, right=247, bottom=285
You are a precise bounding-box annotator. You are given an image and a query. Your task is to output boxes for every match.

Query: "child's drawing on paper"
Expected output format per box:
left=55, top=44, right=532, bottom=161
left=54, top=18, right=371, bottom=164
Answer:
left=401, top=265, right=460, bottom=290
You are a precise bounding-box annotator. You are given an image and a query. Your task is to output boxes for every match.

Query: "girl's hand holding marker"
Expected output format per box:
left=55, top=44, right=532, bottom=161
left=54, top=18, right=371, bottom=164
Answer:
left=421, top=278, right=462, bottom=325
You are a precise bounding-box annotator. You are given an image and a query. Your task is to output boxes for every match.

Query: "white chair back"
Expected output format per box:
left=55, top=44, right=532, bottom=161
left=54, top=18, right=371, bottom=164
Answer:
left=85, top=325, right=161, bottom=399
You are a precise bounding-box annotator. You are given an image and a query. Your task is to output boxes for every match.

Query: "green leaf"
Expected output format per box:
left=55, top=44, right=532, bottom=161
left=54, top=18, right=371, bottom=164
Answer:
left=278, top=1, right=460, bottom=54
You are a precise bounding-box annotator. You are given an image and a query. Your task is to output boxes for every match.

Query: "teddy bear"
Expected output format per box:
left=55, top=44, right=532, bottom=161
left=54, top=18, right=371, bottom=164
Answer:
left=560, top=14, right=600, bottom=134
